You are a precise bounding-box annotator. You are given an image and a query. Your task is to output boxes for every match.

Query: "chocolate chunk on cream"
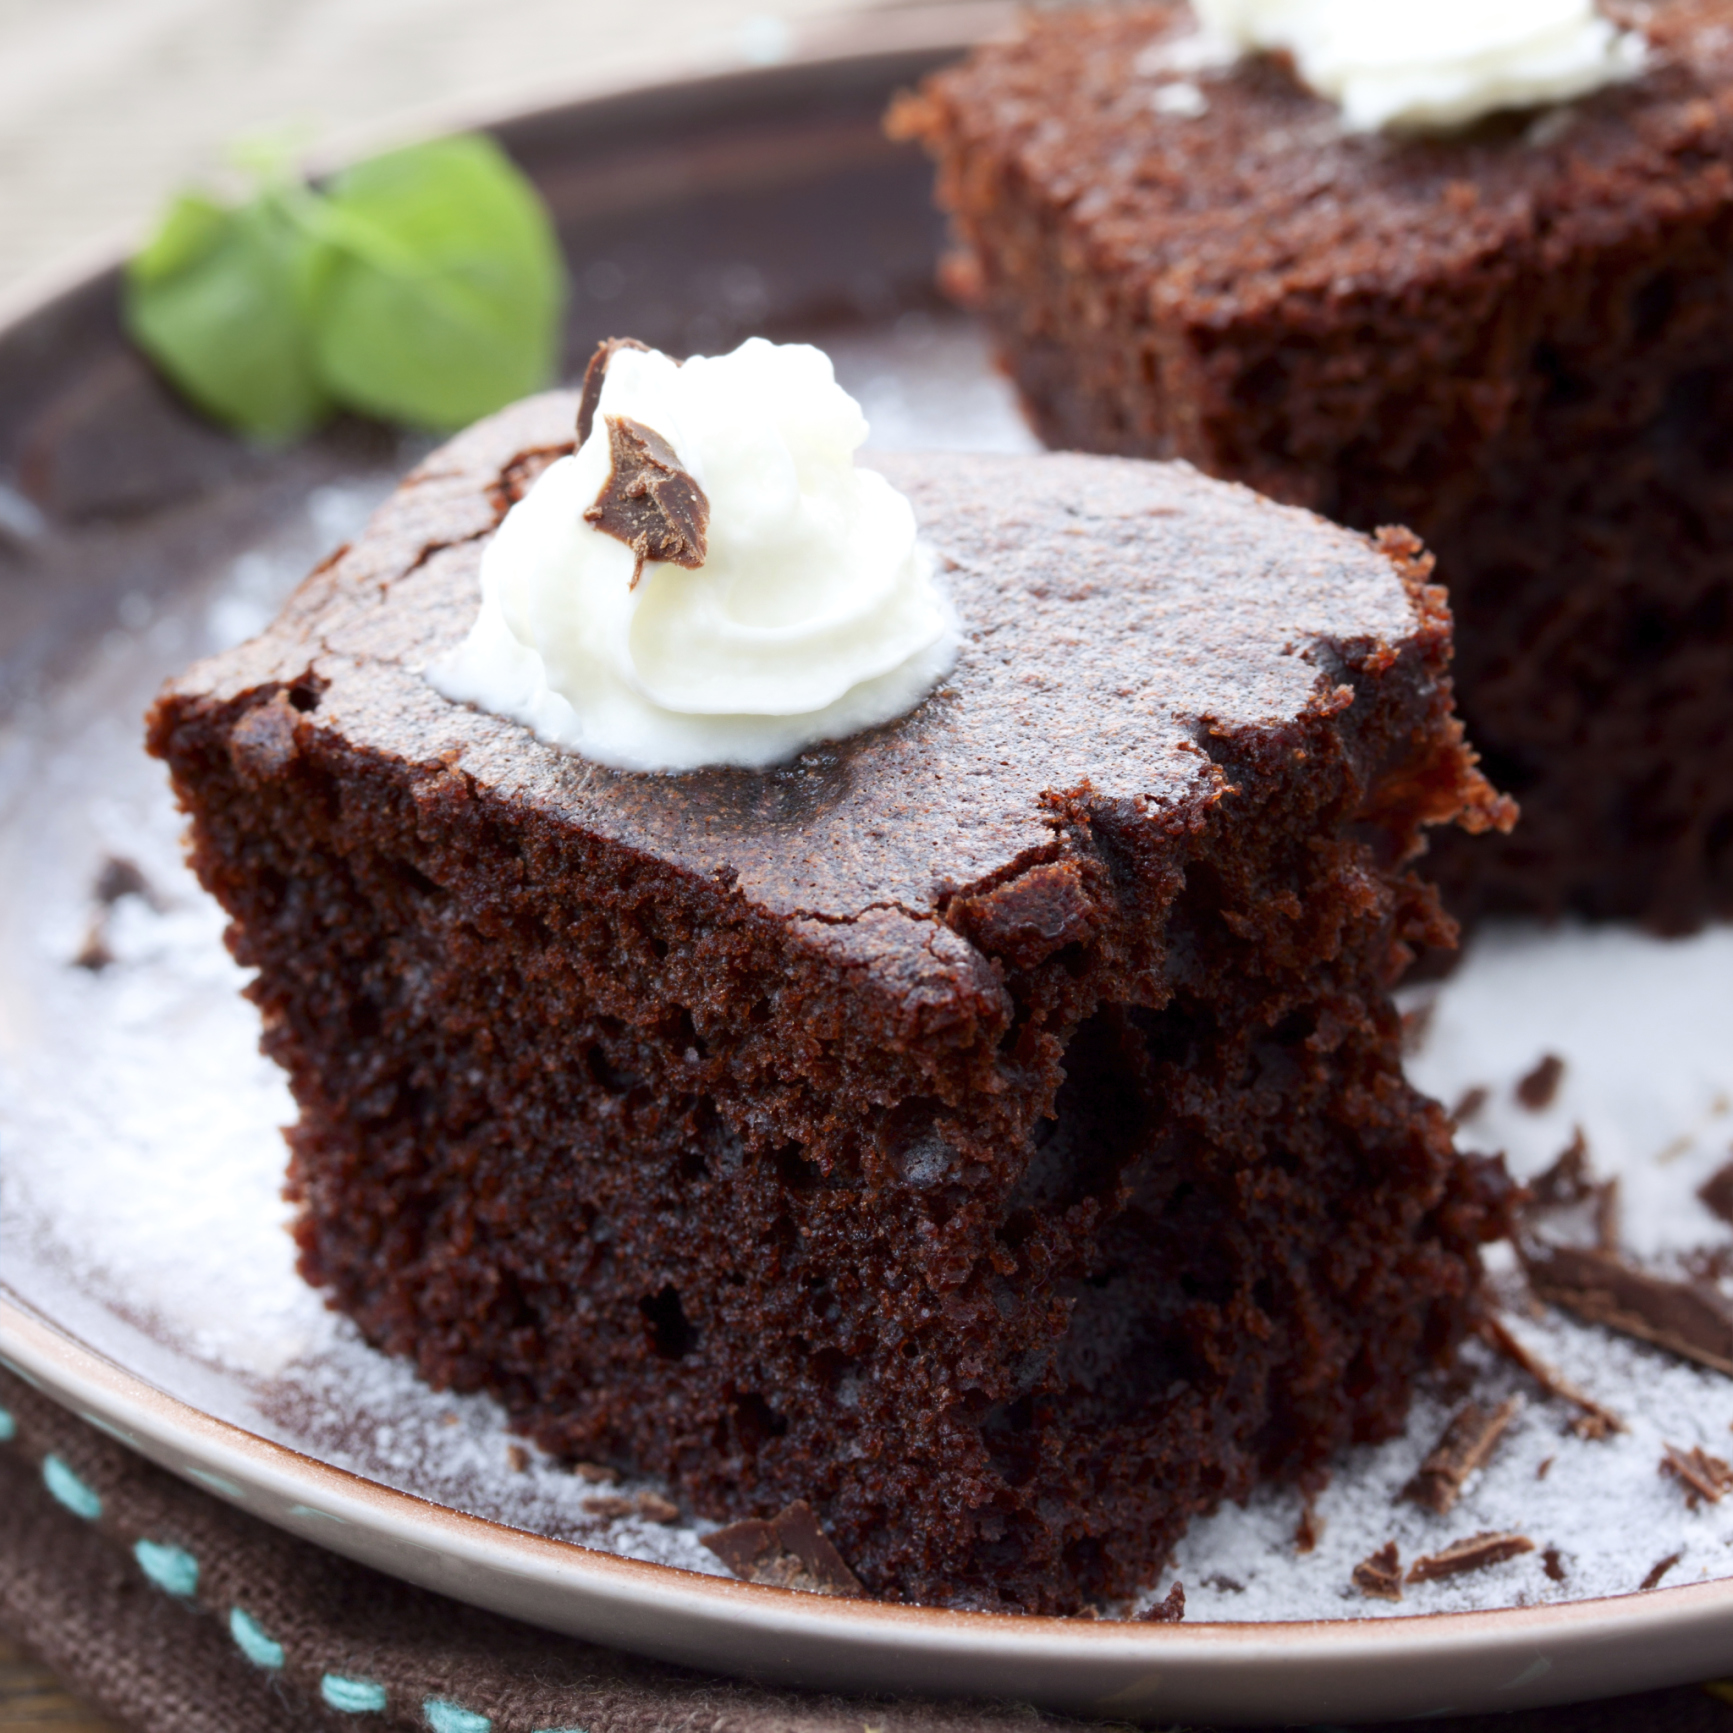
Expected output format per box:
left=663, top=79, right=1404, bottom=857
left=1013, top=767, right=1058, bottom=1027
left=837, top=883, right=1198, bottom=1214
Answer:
left=584, top=414, right=709, bottom=588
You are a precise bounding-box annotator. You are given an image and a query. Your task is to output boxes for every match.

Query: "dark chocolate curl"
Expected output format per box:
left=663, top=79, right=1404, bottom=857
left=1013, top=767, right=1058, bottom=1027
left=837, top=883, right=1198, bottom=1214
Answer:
left=583, top=414, right=710, bottom=588
left=575, top=336, right=651, bottom=447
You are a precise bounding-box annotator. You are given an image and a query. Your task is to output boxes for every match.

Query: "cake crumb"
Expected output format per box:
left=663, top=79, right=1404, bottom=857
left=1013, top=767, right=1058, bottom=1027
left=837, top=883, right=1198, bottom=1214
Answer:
left=1641, top=1552, right=1684, bottom=1590
left=1352, top=1543, right=1403, bottom=1602
left=1661, top=1444, right=1733, bottom=1509
left=1408, top=1532, right=1535, bottom=1584
left=1517, top=1054, right=1566, bottom=1111
left=1137, top=1581, right=1186, bottom=1622
left=505, top=1444, right=529, bottom=1473
left=1405, top=1397, right=1520, bottom=1515
left=572, top=1461, right=616, bottom=1483
left=1294, top=1498, right=1323, bottom=1554
left=1543, top=1547, right=1566, bottom=1582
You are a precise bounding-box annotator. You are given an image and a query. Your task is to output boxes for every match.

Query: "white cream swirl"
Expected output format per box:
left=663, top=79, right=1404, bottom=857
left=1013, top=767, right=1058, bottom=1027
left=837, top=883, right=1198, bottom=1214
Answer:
left=432, top=338, right=955, bottom=772
left=1187, top=0, right=1645, bottom=132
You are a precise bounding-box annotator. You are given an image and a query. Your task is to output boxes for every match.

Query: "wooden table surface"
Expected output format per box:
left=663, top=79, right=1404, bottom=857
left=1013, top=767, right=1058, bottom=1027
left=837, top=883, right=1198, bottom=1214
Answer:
left=0, top=1639, right=114, bottom=1733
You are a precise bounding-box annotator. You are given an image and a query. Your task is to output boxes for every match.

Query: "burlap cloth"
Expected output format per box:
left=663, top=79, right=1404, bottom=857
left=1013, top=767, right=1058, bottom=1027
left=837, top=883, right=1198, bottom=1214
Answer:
left=0, top=1367, right=1727, bottom=1733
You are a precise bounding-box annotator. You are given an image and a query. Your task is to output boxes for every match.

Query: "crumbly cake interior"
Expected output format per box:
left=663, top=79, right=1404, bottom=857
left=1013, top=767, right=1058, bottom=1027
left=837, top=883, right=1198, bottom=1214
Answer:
left=892, top=0, right=1733, bottom=935
left=149, top=418, right=1510, bottom=1612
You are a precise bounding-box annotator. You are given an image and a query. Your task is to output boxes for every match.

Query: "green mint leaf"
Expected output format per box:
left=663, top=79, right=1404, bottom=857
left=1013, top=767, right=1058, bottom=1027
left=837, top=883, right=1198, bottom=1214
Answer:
left=125, top=191, right=334, bottom=443
left=307, top=134, right=565, bottom=431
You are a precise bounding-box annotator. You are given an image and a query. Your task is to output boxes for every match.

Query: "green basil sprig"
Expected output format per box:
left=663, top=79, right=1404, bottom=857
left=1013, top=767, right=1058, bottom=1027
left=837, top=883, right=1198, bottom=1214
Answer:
left=126, top=134, right=566, bottom=442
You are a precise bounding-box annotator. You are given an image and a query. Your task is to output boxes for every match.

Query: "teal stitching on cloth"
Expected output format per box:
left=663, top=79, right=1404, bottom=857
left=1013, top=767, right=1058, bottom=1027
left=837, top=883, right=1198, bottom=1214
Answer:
left=42, top=1455, right=102, bottom=1519
left=133, top=1539, right=199, bottom=1597
left=0, top=1406, right=15, bottom=1442
left=322, top=1676, right=388, bottom=1713
left=424, top=1699, right=491, bottom=1733
left=229, top=1608, right=285, bottom=1670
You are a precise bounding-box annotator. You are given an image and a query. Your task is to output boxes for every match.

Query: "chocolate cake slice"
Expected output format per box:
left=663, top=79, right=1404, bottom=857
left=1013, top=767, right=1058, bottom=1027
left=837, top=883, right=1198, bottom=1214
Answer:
left=892, top=0, right=1733, bottom=933
left=148, top=394, right=1511, bottom=1612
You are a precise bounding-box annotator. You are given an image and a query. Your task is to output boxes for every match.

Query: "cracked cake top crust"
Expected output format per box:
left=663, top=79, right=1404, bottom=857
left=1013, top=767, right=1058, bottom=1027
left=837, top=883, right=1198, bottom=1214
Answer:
left=158, top=391, right=1486, bottom=996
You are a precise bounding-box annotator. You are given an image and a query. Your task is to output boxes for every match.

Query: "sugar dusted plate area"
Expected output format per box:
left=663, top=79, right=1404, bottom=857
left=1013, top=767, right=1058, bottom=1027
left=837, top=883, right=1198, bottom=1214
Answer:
left=4, top=36, right=1733, bottom=1726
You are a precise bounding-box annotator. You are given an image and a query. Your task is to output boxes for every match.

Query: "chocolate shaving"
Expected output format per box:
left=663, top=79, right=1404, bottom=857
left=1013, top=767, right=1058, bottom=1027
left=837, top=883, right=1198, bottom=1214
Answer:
left=584, top=414, right=710, bottom=588
left=1451, top=1085, right=1489, bottom=1124
left=1137, top=1581, right=1186, bottom=1622
left=95, top=855, right=153, bottom=907
left=702, top=1500, right=864, bottom=1598
left=1661, top=1443, right=1733, bottom=1509
left=1700, top=1160, right=1733, bottom=1227
left=575, top=335, right=651, bottom=447
left=584, top=1490, right=681, bottom=1524
left=1542, top=1547, right=1566, bottom=1582
left=1405, top=1396, right=1520, bottom=1514
left=1529, top=1127, right=1592, bottom=1207
left=1517, top=1053, right=1566, bottom=1111
left=1595, top=1174, right=1622, bottom=1253
left=572, top=1460, right=616, bottom=1484
left=1522, top=1242, right=1733, bottom=1377
left=1352, top=1542, right=1403, bottom=1602
left=72, top=917, right=113, bottom=972
left=1477, top=1313, right=1626, bottom=1439
left=505, top=1444, right=529, bottom=1473
left=1293, top=1498, right=1323, bottom=1554
left=1536, top=1456, right=1554, bottom=1480
left=1407, top=1531, right=1535, bottom=1584
left=1641, top=1552, right=1684, bottom=1590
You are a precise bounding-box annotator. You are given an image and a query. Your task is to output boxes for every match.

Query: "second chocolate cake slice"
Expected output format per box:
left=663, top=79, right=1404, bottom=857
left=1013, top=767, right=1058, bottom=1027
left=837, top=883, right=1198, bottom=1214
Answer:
left=149, top=394, right=1511, bottom=1612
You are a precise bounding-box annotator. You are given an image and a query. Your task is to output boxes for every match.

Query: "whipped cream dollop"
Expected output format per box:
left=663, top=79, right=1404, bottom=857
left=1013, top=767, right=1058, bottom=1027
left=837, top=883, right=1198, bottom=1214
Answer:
left=1187, top=0, right=1645, bottom=132
left=432, top=338, right=955, bottom=773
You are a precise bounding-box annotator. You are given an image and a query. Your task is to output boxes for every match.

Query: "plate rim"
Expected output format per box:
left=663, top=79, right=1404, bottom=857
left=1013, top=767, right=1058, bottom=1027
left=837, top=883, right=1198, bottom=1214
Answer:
left=8, top=1284, right=1733, bottom=1724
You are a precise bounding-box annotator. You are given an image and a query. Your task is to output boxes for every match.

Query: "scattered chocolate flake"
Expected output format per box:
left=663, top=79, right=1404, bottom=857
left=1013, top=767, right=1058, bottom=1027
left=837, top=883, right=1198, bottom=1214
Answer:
left=1522, top=1242, right=1733, bottom=1377
left=1529, top=1127, right=1591, bottom=1206
left=702, top=1500, right=865, bottom=1598
left=1352, top=1543, right=1403, bottom=1602
left=1536, top=1457, right=1554, bottom=1480
left=1542, top=1547, right=1566, bottom=1583
left=1517, top=1054, right=1566, bottom=1111
left=1700, top=1161, right=1733, bottom=1228
left=574, top=335, right=652, bottom=447
left=1478, top=1313, right=1626, bottom=1439
left=1407, top=1532, right=1535, bottom=1584
left=72, top=917, right=113, bottom=972
left=1641, top=1552, right=1684, bottom=1590
left=1661, top=1444, right=1733, bottom=1509
left=505, top=1444, right=529, bottom=1473
left=1201, top=1574, right=1244, bottom=1594
left=584, top=414, right=710, bottom=588
left=94, top=855, right=153, bottom=906
left=1293, top=1498, right=1323, bottom=1554
left=1595, top=1175, right=1622, bottom=1253
left=584, top=1490, right=682, bottom=1524
left=572, top=1460, right=616, bottom=1483
left=1137, top=1581, right=1186, bottom=1622
left=1451, top=1085, right=1489, bottom=1124
left=1405, top=1396, right=1520, bottom=1515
